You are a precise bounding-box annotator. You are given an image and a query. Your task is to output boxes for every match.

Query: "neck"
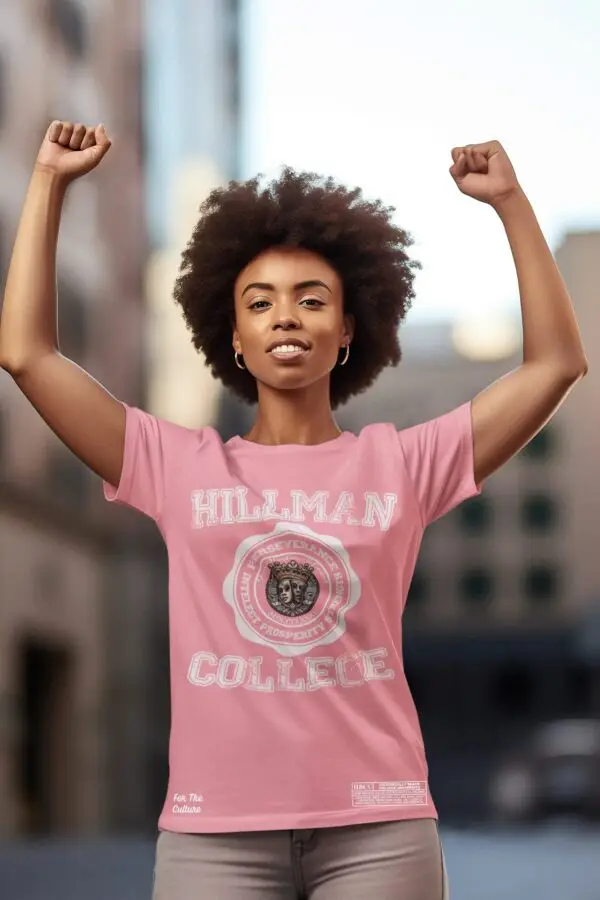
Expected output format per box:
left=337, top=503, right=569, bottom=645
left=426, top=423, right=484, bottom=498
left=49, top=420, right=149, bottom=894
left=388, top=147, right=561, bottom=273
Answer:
left=244, top=383, right=341, bottom=446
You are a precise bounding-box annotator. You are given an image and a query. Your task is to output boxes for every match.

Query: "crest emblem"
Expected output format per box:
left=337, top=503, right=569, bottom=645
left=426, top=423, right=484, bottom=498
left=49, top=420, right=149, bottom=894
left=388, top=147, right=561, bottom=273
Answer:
left=266, top=559, right=320, bottom=616
left=223, top=522, right=361, bottom=656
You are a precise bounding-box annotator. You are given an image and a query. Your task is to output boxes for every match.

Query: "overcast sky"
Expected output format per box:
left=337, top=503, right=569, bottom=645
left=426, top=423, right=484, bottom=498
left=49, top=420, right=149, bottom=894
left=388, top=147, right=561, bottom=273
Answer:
left=241, top=0, right=600, bottom=321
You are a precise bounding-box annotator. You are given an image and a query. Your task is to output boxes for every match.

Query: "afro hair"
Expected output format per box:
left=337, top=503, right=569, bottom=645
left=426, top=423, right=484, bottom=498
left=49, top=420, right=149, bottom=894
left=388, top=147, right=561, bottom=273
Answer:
left=173, top=167, right=420, bottom=408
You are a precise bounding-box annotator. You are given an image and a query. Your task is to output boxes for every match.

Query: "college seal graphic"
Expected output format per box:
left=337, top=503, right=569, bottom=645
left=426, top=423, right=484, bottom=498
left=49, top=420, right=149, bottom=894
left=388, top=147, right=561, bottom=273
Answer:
left=223, top=522, right=361, bottom=656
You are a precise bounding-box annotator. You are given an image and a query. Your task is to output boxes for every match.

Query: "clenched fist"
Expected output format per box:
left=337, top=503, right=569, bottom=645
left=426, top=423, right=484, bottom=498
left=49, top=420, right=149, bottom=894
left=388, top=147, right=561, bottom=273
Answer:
left=449, top=140, right=521, bottom=208
left=35, top=120, right=111, bottom=182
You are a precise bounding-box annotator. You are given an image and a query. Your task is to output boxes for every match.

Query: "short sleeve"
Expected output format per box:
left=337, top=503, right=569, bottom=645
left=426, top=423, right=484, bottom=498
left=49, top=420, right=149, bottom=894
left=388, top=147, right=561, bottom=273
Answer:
left=103, top=404, right=167, bottom=521
left=397, top=401, right=481, bottom=527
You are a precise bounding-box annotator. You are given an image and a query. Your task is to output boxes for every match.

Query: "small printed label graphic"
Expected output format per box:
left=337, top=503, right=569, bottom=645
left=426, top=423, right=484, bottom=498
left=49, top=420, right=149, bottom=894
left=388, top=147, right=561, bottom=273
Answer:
left=351, top=781, right=428, bottom=808
left=172, top=792, right=203, bottom=814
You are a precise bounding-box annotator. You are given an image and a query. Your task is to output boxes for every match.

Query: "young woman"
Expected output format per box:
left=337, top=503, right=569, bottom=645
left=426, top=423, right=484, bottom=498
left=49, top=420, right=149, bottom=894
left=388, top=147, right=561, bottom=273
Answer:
left=0, top=121, right=587, bottom=899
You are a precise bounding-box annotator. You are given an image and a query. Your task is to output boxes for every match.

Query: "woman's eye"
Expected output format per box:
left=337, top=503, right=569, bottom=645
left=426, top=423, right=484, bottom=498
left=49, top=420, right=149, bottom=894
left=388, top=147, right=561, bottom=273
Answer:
left=249, top=299, right=270, bottom=310
left=300, top=296, right=324, bottom=307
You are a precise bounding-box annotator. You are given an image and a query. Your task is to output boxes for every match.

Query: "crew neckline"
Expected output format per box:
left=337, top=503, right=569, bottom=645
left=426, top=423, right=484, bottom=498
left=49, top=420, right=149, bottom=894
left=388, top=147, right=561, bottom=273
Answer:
left=226, top=430, right=356, bottom=453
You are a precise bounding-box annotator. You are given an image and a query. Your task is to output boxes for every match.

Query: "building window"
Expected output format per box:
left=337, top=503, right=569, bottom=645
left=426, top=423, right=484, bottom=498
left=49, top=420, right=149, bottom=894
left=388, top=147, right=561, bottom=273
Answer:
left=224, top=0, right=241, bottom=176
left=407, top=568, right=428, bottom=608
left=522, top=564, right=559, bottom=605
left=18, top=639, right=76, bottom=833
left=490, top=664, right=534, bottom=715
left=520, top=494, right=559, bottom=532
left=47, top=447, right=88, bottom=509
left=404, top=667, right=427, bottom=712
left=58, top=281, right=88, bottom=360
left=0, top=54, right=6, bottom=130
left=225, top=0, right=241, bottom=105
left=566, top=665, right=592, bottom=715
left=458, top=496, right=493, bottom=534
left=34, top=561, right=64, bottom=607
left=459, top=567, right=494, bottom=607
left=521, top=425, right=557, bottom=462
left=49, top=0, right=88, bottom=59
left=0, top=211, right=6, bottom=281
left=0, top=403, right=5, bottom=465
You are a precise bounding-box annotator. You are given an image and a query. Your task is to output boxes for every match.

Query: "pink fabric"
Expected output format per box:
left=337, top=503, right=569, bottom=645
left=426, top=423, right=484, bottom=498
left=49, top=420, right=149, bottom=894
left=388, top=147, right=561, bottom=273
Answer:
left=104, top=402, right=480, bottom=833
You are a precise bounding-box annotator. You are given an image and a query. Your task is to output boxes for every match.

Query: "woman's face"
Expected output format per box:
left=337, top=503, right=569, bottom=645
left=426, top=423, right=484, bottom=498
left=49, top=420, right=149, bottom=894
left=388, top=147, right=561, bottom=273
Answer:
left=232, top=246, right=353, bottom=398
left=278, top=579, right=293, bottom=605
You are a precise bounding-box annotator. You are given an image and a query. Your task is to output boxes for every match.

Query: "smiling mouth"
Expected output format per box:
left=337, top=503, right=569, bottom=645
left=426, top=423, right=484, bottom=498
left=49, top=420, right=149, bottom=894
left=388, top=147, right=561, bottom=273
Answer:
left=268, top=342, right=310, bottom=361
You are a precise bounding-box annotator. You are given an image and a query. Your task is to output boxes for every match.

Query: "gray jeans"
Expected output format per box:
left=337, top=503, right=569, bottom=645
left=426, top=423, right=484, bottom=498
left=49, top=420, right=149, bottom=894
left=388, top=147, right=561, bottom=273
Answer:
left=152, top=817, right=449, bottom=899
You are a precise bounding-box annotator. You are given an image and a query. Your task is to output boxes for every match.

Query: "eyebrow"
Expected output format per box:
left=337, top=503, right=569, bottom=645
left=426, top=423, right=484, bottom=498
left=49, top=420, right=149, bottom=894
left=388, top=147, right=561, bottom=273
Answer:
left=241, top=279, right=332, bottom=298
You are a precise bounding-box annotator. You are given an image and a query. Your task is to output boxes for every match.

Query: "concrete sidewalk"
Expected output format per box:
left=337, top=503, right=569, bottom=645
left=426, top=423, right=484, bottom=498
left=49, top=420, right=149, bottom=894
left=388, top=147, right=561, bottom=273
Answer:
left=0, top=826, right=598, bottom=900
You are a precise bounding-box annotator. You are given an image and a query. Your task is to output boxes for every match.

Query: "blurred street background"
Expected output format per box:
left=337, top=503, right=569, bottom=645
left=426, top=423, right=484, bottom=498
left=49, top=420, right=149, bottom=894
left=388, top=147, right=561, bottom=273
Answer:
left=1, top=0, right=600, bottom=898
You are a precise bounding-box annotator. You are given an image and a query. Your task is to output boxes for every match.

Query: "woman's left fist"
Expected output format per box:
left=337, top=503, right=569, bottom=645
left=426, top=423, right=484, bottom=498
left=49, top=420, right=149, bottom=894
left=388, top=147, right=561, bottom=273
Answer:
left=449, top=140, right=521, bottom=207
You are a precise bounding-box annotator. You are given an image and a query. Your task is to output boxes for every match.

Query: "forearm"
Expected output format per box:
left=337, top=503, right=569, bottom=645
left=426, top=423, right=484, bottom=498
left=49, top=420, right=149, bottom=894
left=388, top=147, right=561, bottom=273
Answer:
left=495, top=188, right=587, bottom=376
left=0, top=167, right=68, bottom=372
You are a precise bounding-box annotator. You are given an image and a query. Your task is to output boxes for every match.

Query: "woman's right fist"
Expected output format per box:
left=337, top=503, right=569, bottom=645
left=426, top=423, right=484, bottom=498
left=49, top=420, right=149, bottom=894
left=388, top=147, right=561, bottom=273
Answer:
left=35, top=121, right=111, bottom=182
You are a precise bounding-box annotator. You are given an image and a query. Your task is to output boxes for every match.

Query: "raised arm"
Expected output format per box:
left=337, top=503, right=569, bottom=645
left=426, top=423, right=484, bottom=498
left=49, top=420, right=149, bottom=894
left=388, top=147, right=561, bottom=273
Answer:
left=448, top=141, right=588, bottom=484
left=0, top=120, right=125, bottom=488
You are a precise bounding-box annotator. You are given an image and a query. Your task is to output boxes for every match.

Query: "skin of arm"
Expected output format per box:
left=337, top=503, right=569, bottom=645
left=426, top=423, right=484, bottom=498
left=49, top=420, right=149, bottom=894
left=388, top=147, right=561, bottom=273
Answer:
left=0, top=122, right=125, bottom=487
left=448, top=142, right=587, bottom=484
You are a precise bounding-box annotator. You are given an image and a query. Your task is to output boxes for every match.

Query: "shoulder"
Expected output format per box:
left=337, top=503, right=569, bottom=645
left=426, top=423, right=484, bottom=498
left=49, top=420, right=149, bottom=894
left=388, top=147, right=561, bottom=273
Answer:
left=354, top=421, right=399, bottom=442
left=350, top=422, right=401, bottom=457
left=353, top=402, right=473, bottom=462
left=125, top=405, right=225, bottom=451
left=396, top=402, right=473, bottom=447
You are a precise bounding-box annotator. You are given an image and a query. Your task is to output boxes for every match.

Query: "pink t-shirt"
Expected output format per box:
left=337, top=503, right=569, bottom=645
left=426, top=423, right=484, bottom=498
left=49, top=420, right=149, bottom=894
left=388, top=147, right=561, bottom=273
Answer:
left=104, top=401, right=480, bottom=833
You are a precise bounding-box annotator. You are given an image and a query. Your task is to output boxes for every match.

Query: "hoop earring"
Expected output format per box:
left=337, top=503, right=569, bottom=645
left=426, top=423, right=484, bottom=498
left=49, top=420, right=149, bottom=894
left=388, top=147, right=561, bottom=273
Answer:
left=338, top=344, right=350, bottom=366
left=234, top=351, right=246, bottom=370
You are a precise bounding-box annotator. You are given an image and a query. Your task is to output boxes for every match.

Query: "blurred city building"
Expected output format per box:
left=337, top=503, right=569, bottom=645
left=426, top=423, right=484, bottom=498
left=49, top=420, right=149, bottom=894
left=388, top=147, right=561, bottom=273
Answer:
left=0, top=0, right=155, bottom=837
left=145, top=0, right=242, bottom=430
left=1, top=1, right=597, bottom=837
left=141, top=0, right=244, bottom=822
left=337, top=230, right=600, bottom=818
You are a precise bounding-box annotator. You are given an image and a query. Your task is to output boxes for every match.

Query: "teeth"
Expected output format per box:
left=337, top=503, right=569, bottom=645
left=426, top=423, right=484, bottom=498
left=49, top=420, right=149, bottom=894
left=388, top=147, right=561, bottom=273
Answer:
left=271, top=344, right=305, bottom=354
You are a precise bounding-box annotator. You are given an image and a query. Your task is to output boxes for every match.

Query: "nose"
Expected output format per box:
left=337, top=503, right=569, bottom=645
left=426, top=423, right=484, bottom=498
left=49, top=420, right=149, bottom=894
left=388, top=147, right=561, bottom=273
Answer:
left=272, top=304, right=301, bottom=330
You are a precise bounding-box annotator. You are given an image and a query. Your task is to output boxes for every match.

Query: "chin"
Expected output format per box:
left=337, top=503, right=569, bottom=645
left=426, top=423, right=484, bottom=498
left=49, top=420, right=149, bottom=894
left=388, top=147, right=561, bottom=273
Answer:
left=258, top=371, right=325, bottom=395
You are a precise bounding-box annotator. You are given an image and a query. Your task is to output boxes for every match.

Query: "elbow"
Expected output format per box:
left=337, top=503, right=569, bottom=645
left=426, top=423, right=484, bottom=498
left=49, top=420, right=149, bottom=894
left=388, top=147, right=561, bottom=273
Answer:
left=0, top=348, right=56, bottom=379
left=0, top=357, right=26, bottom=379
left=566, top=354, right=589, bottom=381
left=0, top=351, right=17, bottom=376
left=555, top=359, right=588, bottom=390
left=0, top=348, right=29, bottom=378
left=539, top=354, right=589, bottom=385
